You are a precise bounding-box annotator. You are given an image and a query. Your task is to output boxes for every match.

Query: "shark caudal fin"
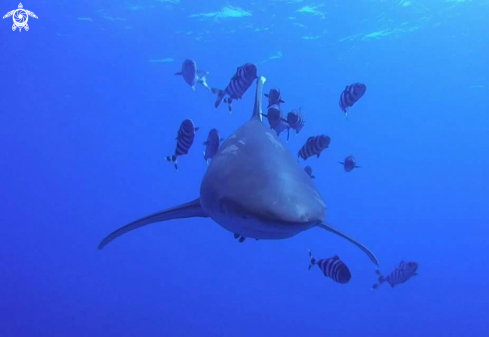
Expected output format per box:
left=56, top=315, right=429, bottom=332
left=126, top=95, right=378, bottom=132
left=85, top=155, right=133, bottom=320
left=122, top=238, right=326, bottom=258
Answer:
left=98, top=198, right=208, bottom=250
left=318, top=223, right=379, bottom=265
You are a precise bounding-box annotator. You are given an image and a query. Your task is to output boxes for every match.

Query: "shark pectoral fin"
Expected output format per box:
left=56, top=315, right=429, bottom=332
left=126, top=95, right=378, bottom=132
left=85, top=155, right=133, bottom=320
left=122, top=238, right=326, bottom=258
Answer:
left=318, top=223, right=379, bottom=266
left=98, top=198, right=208, bottom=250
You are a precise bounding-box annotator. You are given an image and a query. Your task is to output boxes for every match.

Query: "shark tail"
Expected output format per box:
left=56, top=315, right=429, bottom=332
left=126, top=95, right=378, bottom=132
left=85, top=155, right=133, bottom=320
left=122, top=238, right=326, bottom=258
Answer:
left=98, top=198, right=208, bottom=250
left=318, top=222, right=379, bottom=266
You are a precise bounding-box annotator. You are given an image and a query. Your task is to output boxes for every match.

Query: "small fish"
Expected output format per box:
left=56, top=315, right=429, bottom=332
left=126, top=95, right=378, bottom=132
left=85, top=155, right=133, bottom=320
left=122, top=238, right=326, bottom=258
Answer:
left=308, top=249, right=351, bottom=284
left=304, top=166, right=315, bottom=179
left=339, top=83, right=367, bottom=118
left=174, top=59, right=211, bottom=92
left=264, top=88, right=285, bottom=108
left=165, top=119, right=199, bottom=171
left=203, top=128, right=223, bottom=164
left=211, top=63, right=258, bottom=113
left=286, top=108, right=305, bottom=139
left=338, top=155, right=360, bottom=172
left=298, top=135, right=331, bottom=160
left=372, top=261, right=418, bottom=289
left=262, top=104, right=290, bottom=137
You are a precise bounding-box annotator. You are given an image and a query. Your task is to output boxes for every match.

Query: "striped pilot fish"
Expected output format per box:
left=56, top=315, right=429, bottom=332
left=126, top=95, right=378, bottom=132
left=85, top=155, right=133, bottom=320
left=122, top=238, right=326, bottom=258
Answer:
left=286, top=108, right=305, bottom=140
left=372, top=261, right=418, bottom=289
left=264, top=88, right=285, bottom=108
left=262, top=104, right=290, bottom=137
left=203, top=128, right=223, bottom=165
left=339, top=83, right=367, bottom=118
left=298, top=135, right=331, bottom=160
left=338, top=155, right=361, bottom=172
left=211, top=63, right=258, bottom=113
left=308, top=249, right=351, bottom=284
left=165, top=119, right=199, bottom=171
left=304, top=165, right=315, bottom=179
left=174, top=59, right=211, bottom=92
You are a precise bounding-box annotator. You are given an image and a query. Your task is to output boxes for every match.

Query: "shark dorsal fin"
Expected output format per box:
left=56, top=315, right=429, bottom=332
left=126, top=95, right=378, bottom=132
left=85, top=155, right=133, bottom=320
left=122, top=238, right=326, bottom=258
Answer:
left=251, top=76, right=266, bottom=121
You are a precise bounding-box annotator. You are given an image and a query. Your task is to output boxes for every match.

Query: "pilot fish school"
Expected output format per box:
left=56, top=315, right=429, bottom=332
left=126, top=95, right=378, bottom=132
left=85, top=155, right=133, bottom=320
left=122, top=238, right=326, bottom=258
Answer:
left=98, top=60, right=418, bottom=289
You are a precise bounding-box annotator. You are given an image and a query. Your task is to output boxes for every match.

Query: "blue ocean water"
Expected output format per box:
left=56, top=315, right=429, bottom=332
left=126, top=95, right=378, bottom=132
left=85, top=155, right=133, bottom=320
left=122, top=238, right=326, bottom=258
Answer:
left=1, top=0, right=488, bottom=336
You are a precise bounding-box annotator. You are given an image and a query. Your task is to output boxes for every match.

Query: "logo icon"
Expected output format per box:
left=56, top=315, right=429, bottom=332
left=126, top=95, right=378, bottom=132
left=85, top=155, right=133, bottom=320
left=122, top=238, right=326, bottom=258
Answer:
left=3, top=3, right=37, bottom=32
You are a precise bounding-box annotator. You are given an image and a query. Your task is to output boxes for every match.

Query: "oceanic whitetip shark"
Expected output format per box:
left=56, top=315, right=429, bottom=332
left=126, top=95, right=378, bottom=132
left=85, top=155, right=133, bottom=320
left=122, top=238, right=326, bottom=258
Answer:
left=98, top=76, right=379, bottom=266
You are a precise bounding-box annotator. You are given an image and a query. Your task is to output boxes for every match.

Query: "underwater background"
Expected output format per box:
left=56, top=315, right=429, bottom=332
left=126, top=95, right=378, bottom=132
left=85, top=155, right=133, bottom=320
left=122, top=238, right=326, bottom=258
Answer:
left=1, top=0, right=488, bottom=336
